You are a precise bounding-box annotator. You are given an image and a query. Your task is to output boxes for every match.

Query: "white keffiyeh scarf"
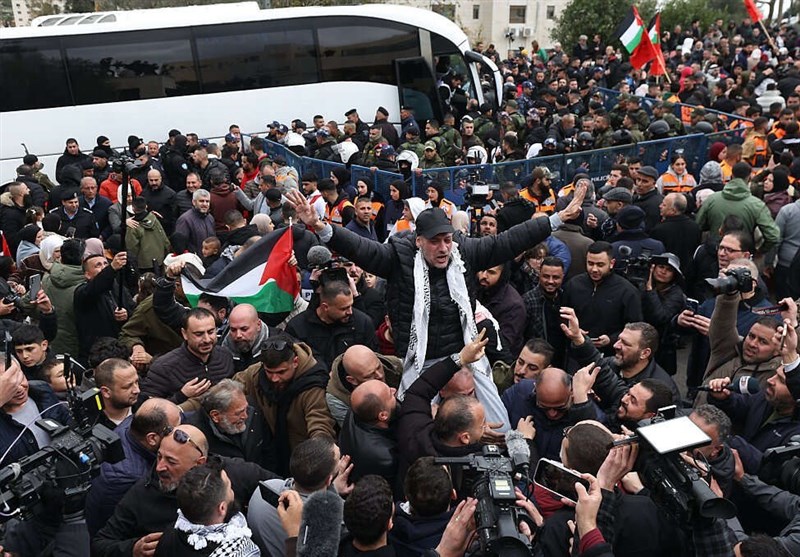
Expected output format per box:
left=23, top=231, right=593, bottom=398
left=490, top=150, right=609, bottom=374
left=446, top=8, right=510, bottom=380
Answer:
left=174, top=510, right=260, bottom=557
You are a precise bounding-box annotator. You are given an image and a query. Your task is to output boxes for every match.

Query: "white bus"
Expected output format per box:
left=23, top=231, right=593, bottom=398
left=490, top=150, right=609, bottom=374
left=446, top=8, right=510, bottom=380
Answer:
left=0, top=2, right=501, bottom=181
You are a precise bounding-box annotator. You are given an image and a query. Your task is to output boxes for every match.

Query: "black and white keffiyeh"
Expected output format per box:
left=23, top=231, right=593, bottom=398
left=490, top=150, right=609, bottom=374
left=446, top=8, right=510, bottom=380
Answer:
left=174, top=510, right=260, bottom=557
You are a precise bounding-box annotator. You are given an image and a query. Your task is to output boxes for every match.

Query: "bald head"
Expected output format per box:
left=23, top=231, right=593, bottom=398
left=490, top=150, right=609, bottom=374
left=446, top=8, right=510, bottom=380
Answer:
left=130, top=397, right=182, bottom=452
left=439, top=369, right=476, bottom=400
left=228, top=303, right=262, bottom=352
left=535, top=367, right=572, bottom=421
left=351, top=379, right=396, bottom=428
left=156, top=424, right=208, bottom=492
left=341, top=345, right=384, bottom=387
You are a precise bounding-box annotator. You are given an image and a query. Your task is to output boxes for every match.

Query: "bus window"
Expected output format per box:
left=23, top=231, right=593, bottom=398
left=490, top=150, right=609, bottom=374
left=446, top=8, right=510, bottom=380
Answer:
left=317, top=20, right=419, bottom=85
left=64, top=29, right=198, bottom=104
left=431, top=32, right=474, bottom=100
left=0, top=39, right=71, bottom=111
left=195, top=22, right=317, bottom=92
left=394, top=57, right=441, bottom=123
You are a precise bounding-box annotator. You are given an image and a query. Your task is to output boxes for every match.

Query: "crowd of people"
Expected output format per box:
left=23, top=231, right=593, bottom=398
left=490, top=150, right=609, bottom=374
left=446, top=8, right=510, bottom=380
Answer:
left=1, top=12, right=800, bottom=557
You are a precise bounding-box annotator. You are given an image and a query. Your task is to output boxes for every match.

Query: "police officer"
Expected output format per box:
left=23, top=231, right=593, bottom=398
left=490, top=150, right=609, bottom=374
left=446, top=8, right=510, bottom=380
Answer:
left=49, top=188, right=99, bottom=239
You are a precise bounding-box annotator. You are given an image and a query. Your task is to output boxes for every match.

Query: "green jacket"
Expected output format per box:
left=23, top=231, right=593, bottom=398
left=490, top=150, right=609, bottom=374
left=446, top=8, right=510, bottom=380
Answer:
left=119, top=294, right=183, bottom=358
left=399, top=138, right=425, bottom=159
left=696, top=178, right=781, bottom=251
left=127, top=212, right=171, bottom=270
left=42, top=262, right=85, bottom=355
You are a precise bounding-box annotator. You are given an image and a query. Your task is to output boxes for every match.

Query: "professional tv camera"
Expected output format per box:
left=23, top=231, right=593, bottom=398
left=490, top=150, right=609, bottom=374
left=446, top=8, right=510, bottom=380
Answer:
left=705, top=267, right=754, bottom=296
left=616, top=246, right=653, bottom=289
left=436, top=445, right=535, bottom=557
left=622, top=406, right=737, bottom=524
left=0, top=355, right=123, bottom=523
left=759, top=435, right=800, bottom=495
left=109, top=154, right=142, bottom=174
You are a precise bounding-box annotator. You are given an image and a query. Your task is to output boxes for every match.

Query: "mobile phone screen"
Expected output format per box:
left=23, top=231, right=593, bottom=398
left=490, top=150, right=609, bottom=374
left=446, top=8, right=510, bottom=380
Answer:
left=533, top=458, right=589, bottom=504
left=29, top=275, right=41, bottom=299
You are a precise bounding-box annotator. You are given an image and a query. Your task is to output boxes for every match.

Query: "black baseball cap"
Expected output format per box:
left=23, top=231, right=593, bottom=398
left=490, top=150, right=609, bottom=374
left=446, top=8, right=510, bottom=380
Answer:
left=415, top=208, right=454, bottom=239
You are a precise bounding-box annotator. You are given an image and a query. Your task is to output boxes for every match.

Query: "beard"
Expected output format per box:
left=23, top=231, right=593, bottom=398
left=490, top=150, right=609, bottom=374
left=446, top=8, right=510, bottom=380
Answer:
left=218, top=415, right=247, bottom=435
left=224, top=498, right=241, bottom=523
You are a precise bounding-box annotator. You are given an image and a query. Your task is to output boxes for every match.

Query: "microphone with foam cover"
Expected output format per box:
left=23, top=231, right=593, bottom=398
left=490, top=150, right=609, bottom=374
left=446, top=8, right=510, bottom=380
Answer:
left=296, top=490, right=344, bottom=557
left=306, top=245, right=332, bottom=269
left=696, top=376, right=760, bottom=395
left=506, top=429, right=531, bottom=478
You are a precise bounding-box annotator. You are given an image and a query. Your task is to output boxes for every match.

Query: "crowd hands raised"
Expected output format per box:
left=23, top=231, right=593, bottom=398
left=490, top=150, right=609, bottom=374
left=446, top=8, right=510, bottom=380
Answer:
left=2, top=14, right=800, bottom=557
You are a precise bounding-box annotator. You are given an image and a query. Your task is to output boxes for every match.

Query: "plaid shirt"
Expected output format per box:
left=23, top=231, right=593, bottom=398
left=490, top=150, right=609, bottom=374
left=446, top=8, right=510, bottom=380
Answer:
left=522, top=285, right=562, bottom=341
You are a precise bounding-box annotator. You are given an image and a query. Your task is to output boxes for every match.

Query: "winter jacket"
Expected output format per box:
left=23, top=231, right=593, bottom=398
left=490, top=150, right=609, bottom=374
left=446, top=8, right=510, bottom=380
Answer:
left=93, top=458, right=274, bottom=557
left=185, top=404, right=273, bottom=470
left=0, top=381, right=71, bottom=466
left=220, top=318, right=280, bottom=373
left=73, top=263, right=136, bottom=361
left=175, top=208, right=216, bottom=255
left=142, top=184, right=177, bottom=236
left=55, top=149, right=91, bottom=183
left=107, top=202, right=133, bottom=236
left=210, top=183, right=239, bottom=233
left=85, top=416, right=156, bottom=537
left=140, top=343, right=234, bottom=403
left=326, top=351, right=403, bottom=426
left=389, top=505, right=452, bottom=557
left=611, top=229, right=665, bottom=263
left=696, top=178, right=781, bottom=251
left=632, top=188, right=664, bottom=233
left=42, top=262, right=86, bottom=355
left=477, top=275, right=526, bottom=358
left=501, top=378, right=604, bottom=460
left=552, top=223, right=594, bottom=281
left=126, top=211, right=170, bottom=270
left=773, top=199, right=800, bottom=268
left=696, top=293, right=782, bottom=406
left=734, top=473, right=800, bottom=556
left=656, top=167, right=696, bottom=194
left=571, top=339, right=682, bottom=407
left=339, top=410, right=398, bottom=486
left=48, top=205, right=99, bottom=239
left=284, top=303, right=377, bottom=370
left=396, top=357, right=482, bottom=470
left=562, top=272, right=643, bottom=352
left=233, top=342, right=335, bottom=476
left=118, top=294, right=183, bottom=357
left=0, top=193, right=28, bottom=256
left=642, top=283, right=685, bottom=374
left=324, top=216, right=553, bottom=359
left=650, top=215, right=702, bottom=273
left=711, top=391, right=800, bottom=473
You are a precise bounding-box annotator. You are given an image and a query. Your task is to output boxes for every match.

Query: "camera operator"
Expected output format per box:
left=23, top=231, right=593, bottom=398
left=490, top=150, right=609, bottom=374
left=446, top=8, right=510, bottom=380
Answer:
left=705, top=318, right=800, bottom=474
left=726, top=447, right=800, bottom=556
left=689, top=405, right=736, bottom=498
left=693, top=267, right=790, bottom=407
left=642, top=253, right=687, bottom=375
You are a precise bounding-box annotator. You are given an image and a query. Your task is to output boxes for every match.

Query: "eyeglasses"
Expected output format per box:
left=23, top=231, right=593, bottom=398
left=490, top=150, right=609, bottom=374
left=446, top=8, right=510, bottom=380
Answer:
left=162, top=426, right=204, bottom=457
left=717, top=245, right=742, bottom=255
left=263, top=339, right=291, bottom=352
left=563, top=425, right=574, bottom=439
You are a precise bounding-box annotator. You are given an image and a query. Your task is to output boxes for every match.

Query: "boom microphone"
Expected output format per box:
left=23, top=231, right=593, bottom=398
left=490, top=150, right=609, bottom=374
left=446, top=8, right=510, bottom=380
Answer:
left=505, top=429, right=531, bottom=479
left=296, top=489, right=343, bottom=557
left=696, top=376, right=760, bottom=395
left=306, top=245, right=332, bottom=270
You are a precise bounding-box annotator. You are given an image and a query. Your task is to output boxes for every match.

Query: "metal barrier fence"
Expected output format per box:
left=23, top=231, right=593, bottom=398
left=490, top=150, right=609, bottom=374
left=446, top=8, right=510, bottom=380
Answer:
left=260, top=123, right=746, bottom=204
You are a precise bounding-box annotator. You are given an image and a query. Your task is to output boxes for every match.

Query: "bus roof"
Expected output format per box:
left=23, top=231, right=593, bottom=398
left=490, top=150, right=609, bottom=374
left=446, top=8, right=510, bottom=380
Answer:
left=7, top=3, right=469, bottom=51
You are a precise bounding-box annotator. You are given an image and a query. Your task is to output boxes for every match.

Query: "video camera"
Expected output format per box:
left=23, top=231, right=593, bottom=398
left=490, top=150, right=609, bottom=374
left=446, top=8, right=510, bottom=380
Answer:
left=705, top=267, right=753, bottom=296
left=109, top=154, right=142, bottom=174
left=620, top=407, right=737, bottom=524
left=0, top=355, right=123, bottom=522
left=616, top=246, right=653, bottom=289
left=436, top=445, right=534, bottom=557
left=759, top=435, right=800, bottom=495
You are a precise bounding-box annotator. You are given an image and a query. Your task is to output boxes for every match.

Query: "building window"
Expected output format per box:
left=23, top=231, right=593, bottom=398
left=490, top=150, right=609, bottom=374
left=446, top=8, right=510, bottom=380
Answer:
left=546, top=6, right=556, bottom=19
left=472, top=4, right=480, bottom=19
left=509, top=5, right=526, bottom=24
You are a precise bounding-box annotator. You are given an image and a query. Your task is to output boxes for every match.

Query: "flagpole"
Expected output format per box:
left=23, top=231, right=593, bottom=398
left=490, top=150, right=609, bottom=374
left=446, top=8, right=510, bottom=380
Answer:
left=757, top=19, right=779, bottom=55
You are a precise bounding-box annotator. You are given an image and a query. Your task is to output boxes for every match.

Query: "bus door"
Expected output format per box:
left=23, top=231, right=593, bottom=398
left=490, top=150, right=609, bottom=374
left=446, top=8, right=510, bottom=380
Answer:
left=394, top=56, right=443, bottom=124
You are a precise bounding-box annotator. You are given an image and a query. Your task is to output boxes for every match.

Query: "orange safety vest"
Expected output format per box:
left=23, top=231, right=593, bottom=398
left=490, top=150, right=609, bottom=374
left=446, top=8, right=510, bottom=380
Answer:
left=520, top=188, right=556, bottom=214
left=770, top=123, right=787, bottom=141
left=437, top=198, right=457, bottom=220
left=720, top=160, right=733, bottom=183
left=325, top=198, right=354, bottom=227
left=679, top=106, right=693, bottom=126
left=659, top=172, right=695, bottom=194
left=394, top=218, right=412, bottom=232
left=369, top=200, right=384, bottom=222
left=747, top=136, right=769, bottom=169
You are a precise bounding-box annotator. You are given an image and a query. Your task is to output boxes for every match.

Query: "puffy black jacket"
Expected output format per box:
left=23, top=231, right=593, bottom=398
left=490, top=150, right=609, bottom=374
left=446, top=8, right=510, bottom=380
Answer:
left=185, top=404, right=273, bottom=470
left=339, top=410, right=397, bottom=486
left=325, top=216, right=552, bottom=358
left=140, top=344, right=234, bottom=403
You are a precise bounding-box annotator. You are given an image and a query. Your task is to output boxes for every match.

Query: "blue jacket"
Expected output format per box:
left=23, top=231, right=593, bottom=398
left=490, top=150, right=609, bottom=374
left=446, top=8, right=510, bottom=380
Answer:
left=711, top=392, right=800, bottom=474
left=0, top=380, right=70, bottom=466
left=85, top=416, right=156, bottom=536
left=500, top=378, right=603, bottom=460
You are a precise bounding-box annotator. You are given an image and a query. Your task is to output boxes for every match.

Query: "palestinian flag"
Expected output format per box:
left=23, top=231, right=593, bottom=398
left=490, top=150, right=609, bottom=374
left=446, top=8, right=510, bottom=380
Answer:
left=614, top=6, right=658, bottom=70
left=744, top=0, right=762, bottom=23
left=648, top=13, right=666, bottom=76
left=0, top=232, right=10, bottom=259
left=182, top=227, right=299, bottom=313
